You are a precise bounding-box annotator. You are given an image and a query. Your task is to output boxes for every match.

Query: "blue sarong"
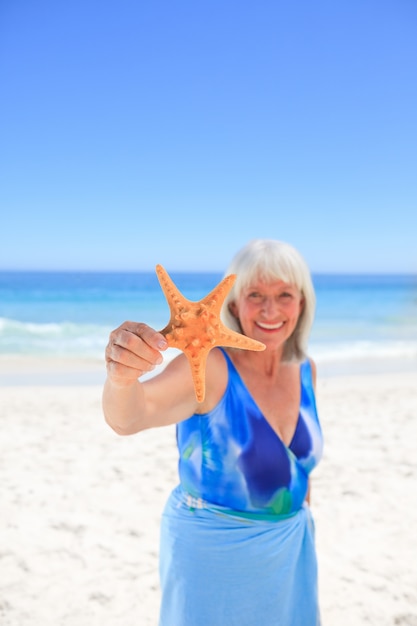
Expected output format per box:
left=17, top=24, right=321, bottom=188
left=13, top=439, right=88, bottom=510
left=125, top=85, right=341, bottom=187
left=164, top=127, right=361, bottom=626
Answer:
left=159, top=486, right=320, bottom=626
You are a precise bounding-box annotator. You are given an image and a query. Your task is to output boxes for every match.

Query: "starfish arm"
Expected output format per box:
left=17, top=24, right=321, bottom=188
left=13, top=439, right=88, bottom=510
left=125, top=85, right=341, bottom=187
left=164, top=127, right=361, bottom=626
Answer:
left=183, top=346, right=210, bottom=403
left=156, top=264, right=190, bottom=328
left=200, top=273, right=237, bottom=314
left=213, top=324, right=266, bottom=352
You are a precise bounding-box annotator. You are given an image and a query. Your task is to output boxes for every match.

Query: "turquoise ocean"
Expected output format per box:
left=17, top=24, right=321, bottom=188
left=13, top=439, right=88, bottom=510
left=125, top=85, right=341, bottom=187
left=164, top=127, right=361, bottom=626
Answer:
left=1, top=271, right=417, bottom=377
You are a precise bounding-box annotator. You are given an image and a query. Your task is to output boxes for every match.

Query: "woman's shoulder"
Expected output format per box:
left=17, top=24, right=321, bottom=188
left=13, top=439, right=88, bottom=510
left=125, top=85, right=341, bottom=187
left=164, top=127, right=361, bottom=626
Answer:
left=302, top=356, right=317, bottom=388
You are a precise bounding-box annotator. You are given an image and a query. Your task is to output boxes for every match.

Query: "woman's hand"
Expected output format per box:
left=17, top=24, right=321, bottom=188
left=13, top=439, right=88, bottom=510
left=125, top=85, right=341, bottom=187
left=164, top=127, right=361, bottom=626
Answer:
left=105, top=321, right=168, bottom=387
left=103, top=321, right=199, bottom=434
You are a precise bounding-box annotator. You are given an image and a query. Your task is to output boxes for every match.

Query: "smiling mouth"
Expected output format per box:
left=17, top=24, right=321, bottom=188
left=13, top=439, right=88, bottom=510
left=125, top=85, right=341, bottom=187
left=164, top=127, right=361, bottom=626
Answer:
left=256, top=321, right=284, bottom=331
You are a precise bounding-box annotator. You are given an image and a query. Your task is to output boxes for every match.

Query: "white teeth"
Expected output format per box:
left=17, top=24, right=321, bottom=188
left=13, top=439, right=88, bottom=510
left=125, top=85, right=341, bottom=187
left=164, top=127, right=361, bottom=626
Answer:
left=257, top=321, right=284, bottom=330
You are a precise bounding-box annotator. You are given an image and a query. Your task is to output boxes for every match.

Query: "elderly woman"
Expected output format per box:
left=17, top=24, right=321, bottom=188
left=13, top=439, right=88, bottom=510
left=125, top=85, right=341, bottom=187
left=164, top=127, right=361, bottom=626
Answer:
left=103, top=239, right=323, bottom=626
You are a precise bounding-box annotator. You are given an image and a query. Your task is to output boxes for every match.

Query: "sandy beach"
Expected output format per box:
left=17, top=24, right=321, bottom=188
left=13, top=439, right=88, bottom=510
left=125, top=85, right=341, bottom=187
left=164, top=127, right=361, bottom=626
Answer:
left=1, top=358, right=416, bottom=625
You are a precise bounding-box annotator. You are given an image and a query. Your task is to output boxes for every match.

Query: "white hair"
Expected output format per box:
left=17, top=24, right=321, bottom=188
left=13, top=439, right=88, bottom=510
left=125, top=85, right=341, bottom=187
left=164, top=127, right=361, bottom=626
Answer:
left=220, top=239, right=316, bottom=361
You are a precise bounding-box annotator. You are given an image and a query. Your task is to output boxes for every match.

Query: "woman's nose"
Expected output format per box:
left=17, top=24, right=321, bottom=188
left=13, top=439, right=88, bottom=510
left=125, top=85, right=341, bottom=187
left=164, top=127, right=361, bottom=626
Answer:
left=261, top=296, right=278, bottom=315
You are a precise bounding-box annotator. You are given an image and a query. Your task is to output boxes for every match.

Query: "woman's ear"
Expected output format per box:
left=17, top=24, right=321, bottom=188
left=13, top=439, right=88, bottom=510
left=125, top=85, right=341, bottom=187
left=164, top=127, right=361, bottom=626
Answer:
left=228, top=301, right=239, bottom=318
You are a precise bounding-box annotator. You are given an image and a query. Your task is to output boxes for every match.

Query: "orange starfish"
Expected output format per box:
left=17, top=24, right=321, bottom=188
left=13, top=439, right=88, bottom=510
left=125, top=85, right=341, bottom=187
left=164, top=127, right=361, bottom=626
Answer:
left=156, top=264, right=265, bottom=402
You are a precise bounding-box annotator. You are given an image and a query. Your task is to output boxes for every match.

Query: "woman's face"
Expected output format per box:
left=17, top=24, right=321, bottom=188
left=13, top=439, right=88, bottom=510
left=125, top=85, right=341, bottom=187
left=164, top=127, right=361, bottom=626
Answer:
left=229, top=278, right=304, bottom=349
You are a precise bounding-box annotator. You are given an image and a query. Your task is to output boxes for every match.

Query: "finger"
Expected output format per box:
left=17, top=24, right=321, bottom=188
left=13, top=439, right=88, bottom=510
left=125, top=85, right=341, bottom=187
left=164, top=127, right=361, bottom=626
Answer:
left=113, top=321, right=168, bottom=352
left=134, top=323, right=168, bottom=351
left=105, top=358, right=149, bottom=385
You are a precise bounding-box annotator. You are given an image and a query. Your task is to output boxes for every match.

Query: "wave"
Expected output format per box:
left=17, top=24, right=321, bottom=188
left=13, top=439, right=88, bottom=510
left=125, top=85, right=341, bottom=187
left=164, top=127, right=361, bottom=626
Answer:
left=311, top=339, right=417, bottom=362
left=1, top=317, right=417, bottom=366
left=0, top=317, right=112, bottom=358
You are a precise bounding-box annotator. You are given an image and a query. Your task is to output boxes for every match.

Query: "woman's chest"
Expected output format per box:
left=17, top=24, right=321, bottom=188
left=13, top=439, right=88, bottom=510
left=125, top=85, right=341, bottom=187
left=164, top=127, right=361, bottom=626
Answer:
left=241, top=370, right=301, bottom=447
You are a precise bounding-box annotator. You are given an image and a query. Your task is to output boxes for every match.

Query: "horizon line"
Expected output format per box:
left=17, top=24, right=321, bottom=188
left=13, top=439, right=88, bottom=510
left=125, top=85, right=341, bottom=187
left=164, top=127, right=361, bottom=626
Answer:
left=0, top=268, right=416, bottom=276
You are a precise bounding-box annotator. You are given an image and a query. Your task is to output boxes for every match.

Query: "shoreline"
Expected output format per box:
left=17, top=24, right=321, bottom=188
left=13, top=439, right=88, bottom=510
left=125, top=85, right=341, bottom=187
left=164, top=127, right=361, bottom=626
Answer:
left=0, top=355, right=107, bottom=386
left=0, top=353, right=416, bottom=386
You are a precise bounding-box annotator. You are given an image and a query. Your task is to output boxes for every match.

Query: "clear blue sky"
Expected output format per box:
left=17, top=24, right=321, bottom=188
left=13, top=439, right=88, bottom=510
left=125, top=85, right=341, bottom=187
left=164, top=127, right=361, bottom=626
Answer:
left=1, top=0, right=416, bottom=273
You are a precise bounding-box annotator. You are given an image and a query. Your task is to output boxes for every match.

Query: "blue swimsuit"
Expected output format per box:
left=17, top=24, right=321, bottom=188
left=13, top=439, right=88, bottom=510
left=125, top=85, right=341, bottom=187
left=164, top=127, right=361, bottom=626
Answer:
left=159, top=349, right=324, bottom=626
left=176, top=348, right=323, bottom=518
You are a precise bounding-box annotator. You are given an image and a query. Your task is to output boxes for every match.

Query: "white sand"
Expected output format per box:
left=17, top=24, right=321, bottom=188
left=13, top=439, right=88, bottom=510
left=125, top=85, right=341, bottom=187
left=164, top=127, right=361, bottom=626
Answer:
left=1, top=361, right=416, bottom=625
